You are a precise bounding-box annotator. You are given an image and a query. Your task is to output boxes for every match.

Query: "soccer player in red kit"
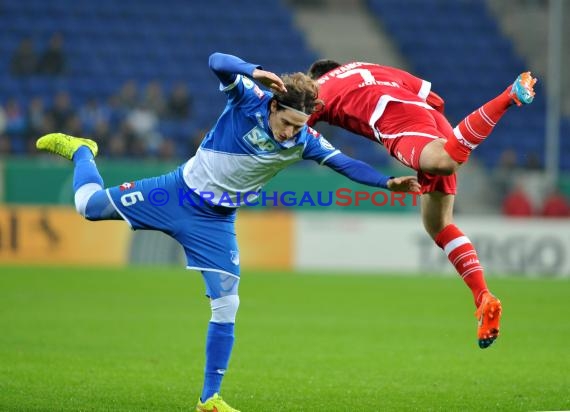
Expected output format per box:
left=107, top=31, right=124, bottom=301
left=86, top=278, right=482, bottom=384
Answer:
left=307, top=60, right=537, bottom=349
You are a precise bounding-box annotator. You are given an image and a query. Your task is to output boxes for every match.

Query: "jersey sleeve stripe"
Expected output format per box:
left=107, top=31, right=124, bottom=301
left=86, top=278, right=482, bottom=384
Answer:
left=105, top=188, right=134, bottom=229
left=320, top=150, right=341, bottom=165
left=418, top=80, right=432, bottom=100
left=220, top=74, right=242, bottom=92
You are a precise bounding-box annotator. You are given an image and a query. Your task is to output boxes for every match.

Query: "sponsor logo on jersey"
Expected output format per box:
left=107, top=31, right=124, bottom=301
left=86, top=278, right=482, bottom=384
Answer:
left=242, top=76, right=254, bottom=89
left=243, top=126, right=278, bottom=153
left=119, top=181, right=135, bottom=191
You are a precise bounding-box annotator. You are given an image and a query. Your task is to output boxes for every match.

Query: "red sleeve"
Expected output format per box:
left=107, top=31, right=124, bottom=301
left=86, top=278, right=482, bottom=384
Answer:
left=382, top=66, right=432, bottom=100
left=426, top=91, right=445, bottom=113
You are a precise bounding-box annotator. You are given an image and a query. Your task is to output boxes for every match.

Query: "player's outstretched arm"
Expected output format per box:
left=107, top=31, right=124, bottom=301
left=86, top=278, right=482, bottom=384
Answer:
left=208, top=52, right=262, bottom=86
left=324, top=153, right=419, bottom=192
left=208, top=52, right=286, bottom=94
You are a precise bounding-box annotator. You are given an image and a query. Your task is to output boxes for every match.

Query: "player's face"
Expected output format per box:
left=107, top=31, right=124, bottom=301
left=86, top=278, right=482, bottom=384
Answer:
left=269, top=101, right=308, bottom=142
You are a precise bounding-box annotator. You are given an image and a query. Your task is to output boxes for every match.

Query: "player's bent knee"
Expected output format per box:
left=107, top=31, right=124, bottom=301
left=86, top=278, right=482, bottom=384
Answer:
left=420, top=142, right=459, bottom=175
left=430, top=157, right=459, bottom=175
left=210, top=295, right=240, bottom=323
left=81, top=187, right=122, bottom=220
left=74, top=183, right=103, bottom=218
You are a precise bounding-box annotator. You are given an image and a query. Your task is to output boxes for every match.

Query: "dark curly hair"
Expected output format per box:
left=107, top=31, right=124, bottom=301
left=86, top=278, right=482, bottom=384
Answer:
left=307, top=59, right=341, bottom=80
left=272, top=72, right=324, bottom=115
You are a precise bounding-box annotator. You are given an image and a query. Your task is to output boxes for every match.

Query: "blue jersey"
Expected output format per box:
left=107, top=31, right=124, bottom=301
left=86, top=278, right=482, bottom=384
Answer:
left=103, top=53, right=393, bottom=276
left=182, top=73, right=340, bottom=207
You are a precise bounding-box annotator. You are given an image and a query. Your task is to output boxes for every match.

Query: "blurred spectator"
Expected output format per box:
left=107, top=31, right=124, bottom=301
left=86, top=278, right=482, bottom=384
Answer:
left=502, top=182, right=533, bottom=217
left=47, top=91, right=75, bottom=130
left=0, top=135, right=11, bottom=155
left=157, top=138, right=177, bottom=160
left=541, top=189, right=570, bottom=217
left=524, top=151, right=542, bottom=170
left=37, top=33, right=66, bottom=75
left=492, top=148, right=519, bottom=207
left=10, top=38, right=38, bottom=76
left=114, top=80, right=139, bottom=112
left=25, top=96, right=47, bottom=152
left=4, top=98, right=27, bottom=137
left=79, top=97, right=111, bottom=134
left=166, top=82, right=193, bottom=119
left=107, top=130, right=129, bottom=158
left=63, top=114, right=83, bottom=137
left=85, top=121, right=111, bottom=157
left=118, top=120, right=145, bottom=157
left=126, top=103, right=161, bottom=154
left=142, top=81, right=166, bottom=117
left=26, top=96, right=46, bottom=136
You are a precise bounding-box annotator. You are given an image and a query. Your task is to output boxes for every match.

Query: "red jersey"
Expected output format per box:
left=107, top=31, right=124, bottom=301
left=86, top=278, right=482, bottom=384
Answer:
left=308, top=62, right=433, bottom=142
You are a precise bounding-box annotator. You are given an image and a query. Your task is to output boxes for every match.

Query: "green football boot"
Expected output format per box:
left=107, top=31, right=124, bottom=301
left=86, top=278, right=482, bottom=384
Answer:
left=36, top=133, right=98, bottom=160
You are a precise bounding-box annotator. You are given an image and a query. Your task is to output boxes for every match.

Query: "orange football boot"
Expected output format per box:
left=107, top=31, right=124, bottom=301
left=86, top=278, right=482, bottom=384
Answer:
left=476, top=292, right=502, bottom=349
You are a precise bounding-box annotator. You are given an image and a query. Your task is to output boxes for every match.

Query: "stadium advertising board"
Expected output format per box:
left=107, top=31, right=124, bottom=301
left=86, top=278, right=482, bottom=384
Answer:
left=0, top=207, right=294, bottom=269
left=0, top=206, right=130, bottom=265
left=295, top=214, right=570, bottom=277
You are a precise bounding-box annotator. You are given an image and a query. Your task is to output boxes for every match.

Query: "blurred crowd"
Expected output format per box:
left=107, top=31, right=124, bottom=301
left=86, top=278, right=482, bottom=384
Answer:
left=0, top=82, right=198, bottom=160
left=1, top=34, right=199, bottom=161
left=494, top=148, right=570, bottom=217
left=2, top=34, right=570, bottom=216
left=11, top=33, right=65, bottom=77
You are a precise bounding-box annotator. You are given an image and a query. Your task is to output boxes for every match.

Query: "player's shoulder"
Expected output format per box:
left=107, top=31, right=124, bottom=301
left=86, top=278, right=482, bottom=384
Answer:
left=240, top=76, right=267, bottom=100
left=229, top=75, right=270, bottom=107
left=301, top=126, right=335, bottom=150
left=301, top=126, right=321, bottom=141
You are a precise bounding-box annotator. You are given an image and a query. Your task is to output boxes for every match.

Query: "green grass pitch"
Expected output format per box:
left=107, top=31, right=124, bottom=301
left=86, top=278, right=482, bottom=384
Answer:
left=1, top=266, right=569, bottom=411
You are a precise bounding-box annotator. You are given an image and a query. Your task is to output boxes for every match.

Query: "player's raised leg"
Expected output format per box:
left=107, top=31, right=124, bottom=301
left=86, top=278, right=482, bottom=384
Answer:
left=36, top=133, right=120, bottom=220
left=421, top=191, right=502, bottom=349
left=444, top=72, right=537, bottom=163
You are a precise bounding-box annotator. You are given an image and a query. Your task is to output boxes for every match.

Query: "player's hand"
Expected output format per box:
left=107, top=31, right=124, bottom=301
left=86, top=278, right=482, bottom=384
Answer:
left=387, top=176, right=421, bottom=192
left=252, top=69, right=287, bottom=93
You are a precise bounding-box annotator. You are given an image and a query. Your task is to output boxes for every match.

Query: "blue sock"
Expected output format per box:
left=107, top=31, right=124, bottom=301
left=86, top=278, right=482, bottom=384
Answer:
left=72, top=146, right=103, bottom=192
left=201, top=322, right=235, bottom=402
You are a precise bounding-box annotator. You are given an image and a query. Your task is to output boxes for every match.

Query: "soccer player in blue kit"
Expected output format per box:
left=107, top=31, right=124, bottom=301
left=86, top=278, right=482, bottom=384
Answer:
left=36, top=52, right=420, bottom=412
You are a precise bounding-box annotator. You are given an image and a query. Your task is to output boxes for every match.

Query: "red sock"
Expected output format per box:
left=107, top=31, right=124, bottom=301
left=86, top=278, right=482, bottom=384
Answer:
left=435, top=224, right=489, bottom=307
left=444, top=87, right=514, bottom=163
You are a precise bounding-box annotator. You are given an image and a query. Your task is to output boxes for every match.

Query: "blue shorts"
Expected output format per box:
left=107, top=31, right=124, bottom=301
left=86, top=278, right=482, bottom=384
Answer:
left=106, top=166, right=240, bottom=277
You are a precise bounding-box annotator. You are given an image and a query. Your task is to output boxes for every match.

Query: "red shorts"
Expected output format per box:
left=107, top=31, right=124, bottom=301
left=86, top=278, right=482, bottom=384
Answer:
left=376, top=102, right=457, bottom=195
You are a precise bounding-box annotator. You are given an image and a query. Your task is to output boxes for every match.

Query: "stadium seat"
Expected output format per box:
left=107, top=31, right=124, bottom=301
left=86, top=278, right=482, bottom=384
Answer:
left=0, top=0, right=316, bottom=157
left=365, top=0, right=550, bottom=169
